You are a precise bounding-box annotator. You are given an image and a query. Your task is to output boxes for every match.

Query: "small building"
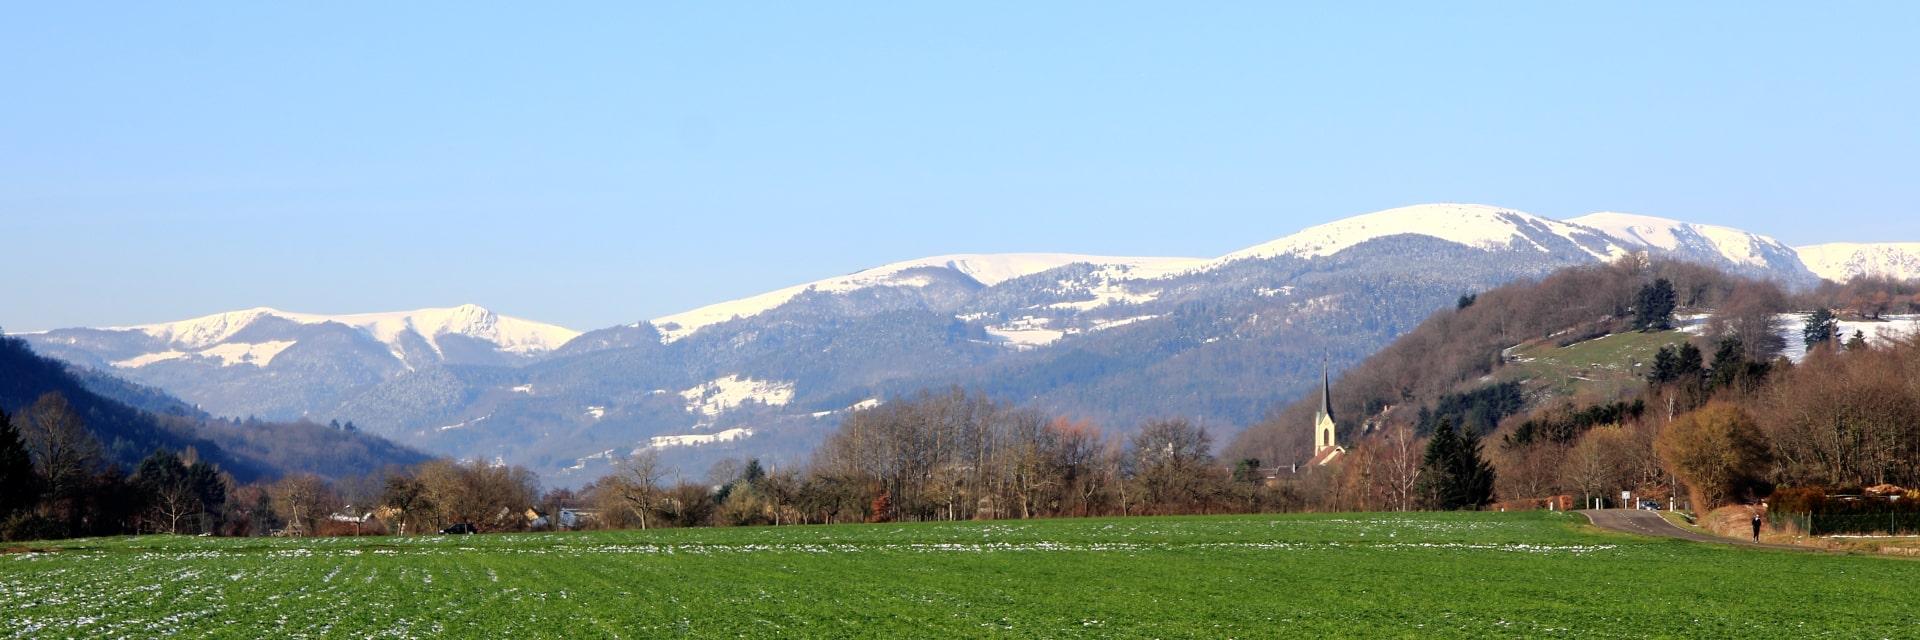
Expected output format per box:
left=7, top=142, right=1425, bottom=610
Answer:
left=558, top=508, right=599, bottom=530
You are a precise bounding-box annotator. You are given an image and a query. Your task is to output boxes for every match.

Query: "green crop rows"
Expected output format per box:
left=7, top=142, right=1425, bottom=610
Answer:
left=4, top=511, right=1916, bottom=638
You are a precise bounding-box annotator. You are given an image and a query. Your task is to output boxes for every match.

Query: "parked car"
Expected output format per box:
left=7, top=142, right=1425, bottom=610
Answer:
left=1638, top=500, right=1661, bottom=511
left=440, top=523, right=477, bottom=535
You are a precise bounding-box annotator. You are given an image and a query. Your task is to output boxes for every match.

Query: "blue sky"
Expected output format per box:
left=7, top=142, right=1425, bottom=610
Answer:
left=4, top=3, right=1917, bottom=331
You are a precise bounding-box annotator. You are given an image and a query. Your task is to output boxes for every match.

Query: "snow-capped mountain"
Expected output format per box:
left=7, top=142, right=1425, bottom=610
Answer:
left=1569, top=212, right=1817, bottom=285
left=1794, top=243, right=1920, bottom=283
left=650, top=253, right=1205, bottom=343
left=21, top=203, right=1907, bottom=485
left=1210, top=204, right=1628, bottom=266
left=109, top=304, right=579, bottom=363
left=21, top=305, right=578, bottom=420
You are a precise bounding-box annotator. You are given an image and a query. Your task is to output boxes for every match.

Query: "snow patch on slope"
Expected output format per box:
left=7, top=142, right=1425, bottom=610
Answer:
left=679, top=375, right=796, bottom=418
left=110, top=341, right=297, bottom=368
left=197, top=340, right=298, bottom=367
left=649, top=428, right=753, bottom=449
left=985, top=317, right=1065, bottom=349
left=111, top=351, right=189, bottom=368
left=1796, top=243, right=1920, bottom=283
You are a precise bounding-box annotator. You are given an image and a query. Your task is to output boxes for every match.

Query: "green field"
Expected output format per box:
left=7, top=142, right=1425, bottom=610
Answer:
left=4, top=512, right=1915, bottom=638
left=1501, top=330, right=1692, bottom=398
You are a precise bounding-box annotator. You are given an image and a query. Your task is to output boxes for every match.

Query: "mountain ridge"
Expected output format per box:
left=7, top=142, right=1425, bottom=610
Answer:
left=18, top=203, right=1919, bottom=484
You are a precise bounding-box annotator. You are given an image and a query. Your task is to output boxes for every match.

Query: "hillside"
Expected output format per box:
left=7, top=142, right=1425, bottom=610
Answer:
left=0, top=335, right=427, bottom=482
left=1227, top=259, right=1766, bottom=465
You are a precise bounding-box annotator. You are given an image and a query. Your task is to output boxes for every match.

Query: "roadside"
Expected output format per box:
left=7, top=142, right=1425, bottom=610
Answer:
left=1578, top=509, right=1808, bottom=551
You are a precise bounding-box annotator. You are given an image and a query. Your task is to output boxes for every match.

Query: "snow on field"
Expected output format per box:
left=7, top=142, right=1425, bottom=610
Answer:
left=680, top=375, right=795, bottom=417
left=985, top=317, right=1064, bottom=349
left=1212, top=203, right=1627, bottom=265
left=649, top=254, right=1202, bottom=343
left=1685, top=312, right=1920, bottom=362
left=649, top=427, right=753, bottom=449
left=1778, top=313, right=1920, bottom=362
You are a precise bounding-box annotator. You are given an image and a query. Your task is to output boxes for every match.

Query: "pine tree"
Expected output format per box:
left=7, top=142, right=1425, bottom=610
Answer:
left=1709, top=337, right=1745, bottom=389
left=1846, top=329, right=1867, bottom=351
left=1675, top=342, right=1704, bottom=382
left=0, top=409, right=43, bottom=520
left=1634, top=279, right=1677, bottom=331
left=1803, top=308, right=1838, bottom=350
left=1415, top=420, right=1497, bottom=510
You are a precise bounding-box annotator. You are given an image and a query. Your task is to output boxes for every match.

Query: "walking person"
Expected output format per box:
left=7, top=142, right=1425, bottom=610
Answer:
left=1750, top=510, right=1763, bottom=543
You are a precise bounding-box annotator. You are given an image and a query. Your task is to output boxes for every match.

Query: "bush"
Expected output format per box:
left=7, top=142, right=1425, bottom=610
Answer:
left=1767, top=486, right=1920, bottom=535
left=2, top=513, right=67, bottom=543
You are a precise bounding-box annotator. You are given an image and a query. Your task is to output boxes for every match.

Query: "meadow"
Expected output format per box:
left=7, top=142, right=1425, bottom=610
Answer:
left=4, top=511, right=1916, bottom=638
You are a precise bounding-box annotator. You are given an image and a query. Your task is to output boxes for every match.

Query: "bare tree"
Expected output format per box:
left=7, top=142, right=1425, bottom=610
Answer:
left=1376, top=423, right=1423, bottom=511
left=268, top=474, right=335, bottom=536
left=612, top=449, right=667, bottom=529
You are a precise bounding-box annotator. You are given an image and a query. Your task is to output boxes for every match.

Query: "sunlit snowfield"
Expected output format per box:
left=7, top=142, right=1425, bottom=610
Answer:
left=4, top=512, right=1917, bottom=638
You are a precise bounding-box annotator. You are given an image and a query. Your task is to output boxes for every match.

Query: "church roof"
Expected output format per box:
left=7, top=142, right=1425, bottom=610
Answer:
left=1317, top=360, right=1335, bottom=422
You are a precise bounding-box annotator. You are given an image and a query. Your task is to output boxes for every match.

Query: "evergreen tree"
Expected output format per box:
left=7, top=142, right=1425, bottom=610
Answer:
left=1232, top=458, right=1262, bottom=483
left=1675, top=342, right=1704, bottom=381
left=1803, top=308, right=1838, bottom=350
left=1456, top=293, right=1477, bottom=310
left=1709, top=337, right=1745, bottom=390
left=0, top=409, right=43, bottom=519
left=1846, top=329, right=1867, bottom=351
left=1649, top=345, right=1679, bottom=384
left=1634, top=279, right=1677, bottom=331
left=1415, top=420, right=1497, bottom=510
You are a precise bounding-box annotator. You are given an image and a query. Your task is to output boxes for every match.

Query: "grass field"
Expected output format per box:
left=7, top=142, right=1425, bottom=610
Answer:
left=1501, top=330, right=1691, bottom=399
left=4, top=511, right=1917, bottom=638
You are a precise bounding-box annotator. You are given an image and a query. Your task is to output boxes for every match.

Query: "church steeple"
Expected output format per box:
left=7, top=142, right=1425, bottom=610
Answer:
left=1310, top=358, right=1343, bottom=465
left=1318, top=359, right=1335, bottom=424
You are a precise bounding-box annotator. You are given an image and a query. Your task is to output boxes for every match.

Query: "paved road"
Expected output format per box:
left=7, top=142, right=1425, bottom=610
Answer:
left=1579, top=509, right=1804, bottom=550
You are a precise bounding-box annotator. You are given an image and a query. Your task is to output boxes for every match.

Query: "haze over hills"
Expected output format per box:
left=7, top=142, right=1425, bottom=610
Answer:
left=19, top=203, right=1920, bottom=484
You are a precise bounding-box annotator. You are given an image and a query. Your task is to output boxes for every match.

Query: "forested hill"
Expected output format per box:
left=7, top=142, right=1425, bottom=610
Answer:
left=1227, top=259, right=1768, bottom=465
left=0, top=334, right=428, bottom=482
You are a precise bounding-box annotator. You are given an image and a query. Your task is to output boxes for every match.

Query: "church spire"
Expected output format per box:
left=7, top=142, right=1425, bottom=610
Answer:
left=1318, top=358, right=1334, bottom=423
